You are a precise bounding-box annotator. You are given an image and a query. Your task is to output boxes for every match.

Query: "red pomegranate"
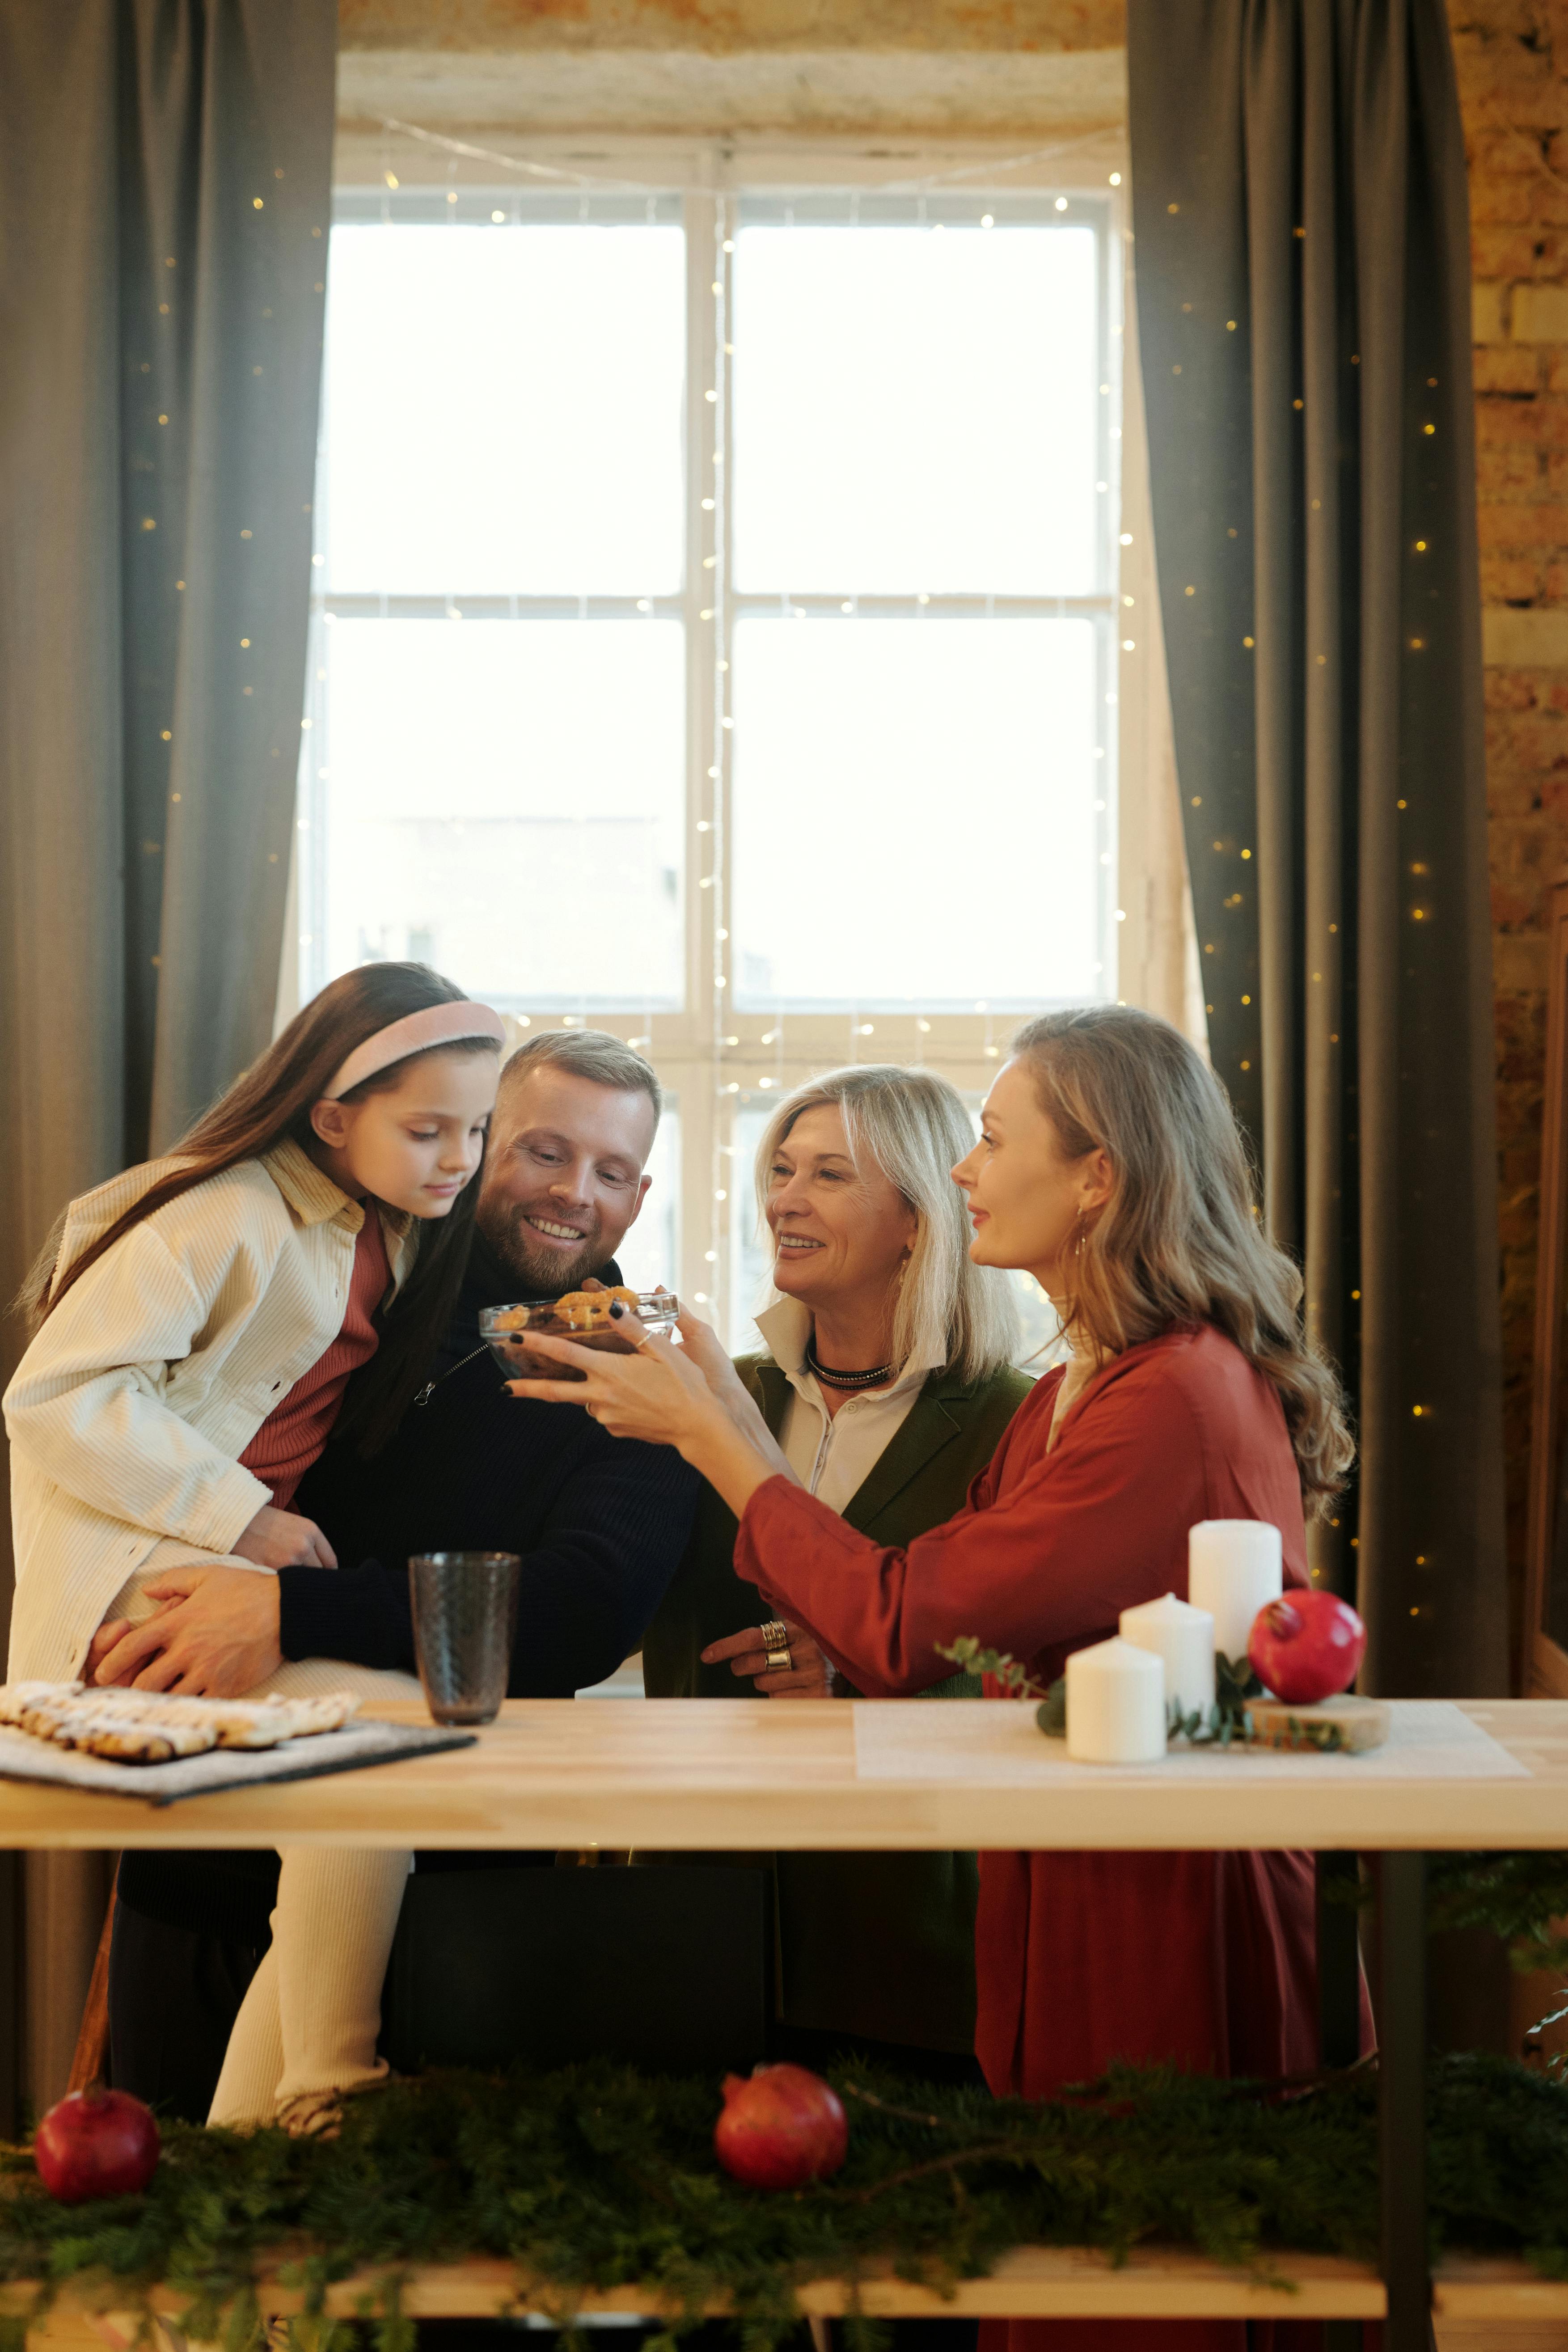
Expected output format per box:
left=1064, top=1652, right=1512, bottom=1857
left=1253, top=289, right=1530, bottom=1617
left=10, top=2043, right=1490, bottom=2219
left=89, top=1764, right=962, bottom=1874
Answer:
left=1248, top=1591, right=1366, bottom=1705
left=34, top=2087, right=160, bottom=2204
left=714, top=2064, right=848, bottom=2190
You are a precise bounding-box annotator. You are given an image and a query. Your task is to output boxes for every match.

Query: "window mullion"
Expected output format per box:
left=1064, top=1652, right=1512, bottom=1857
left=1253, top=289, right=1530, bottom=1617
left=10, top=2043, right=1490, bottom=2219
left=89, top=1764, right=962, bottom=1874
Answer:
left=714, top=188, right=738, bottom=1335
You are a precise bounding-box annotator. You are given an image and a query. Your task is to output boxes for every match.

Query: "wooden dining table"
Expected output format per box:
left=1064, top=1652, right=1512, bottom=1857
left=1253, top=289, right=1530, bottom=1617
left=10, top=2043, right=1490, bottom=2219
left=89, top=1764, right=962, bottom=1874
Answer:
left=7, top=1692, right=1568, bottom=2352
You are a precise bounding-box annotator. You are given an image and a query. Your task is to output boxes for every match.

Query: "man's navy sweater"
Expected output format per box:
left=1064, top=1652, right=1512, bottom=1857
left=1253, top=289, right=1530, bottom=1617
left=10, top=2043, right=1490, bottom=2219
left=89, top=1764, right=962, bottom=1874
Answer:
left=116, top=1238, right=698, bottom=1938
left=280, top=1236, right=697, bottom=1694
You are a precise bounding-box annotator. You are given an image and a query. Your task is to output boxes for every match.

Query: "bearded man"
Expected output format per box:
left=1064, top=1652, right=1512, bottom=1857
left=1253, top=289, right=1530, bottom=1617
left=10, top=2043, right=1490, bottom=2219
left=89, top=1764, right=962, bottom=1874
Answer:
left=278, top=1025, right=695, bottom=1689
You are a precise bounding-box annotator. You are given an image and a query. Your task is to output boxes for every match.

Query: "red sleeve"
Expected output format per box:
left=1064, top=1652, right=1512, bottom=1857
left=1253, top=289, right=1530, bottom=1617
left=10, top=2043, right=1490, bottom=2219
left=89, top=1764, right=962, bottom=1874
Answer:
left=963, top=1362, right=1064, bottom=1519
left=733, top=1352, right=1257, bottom=1696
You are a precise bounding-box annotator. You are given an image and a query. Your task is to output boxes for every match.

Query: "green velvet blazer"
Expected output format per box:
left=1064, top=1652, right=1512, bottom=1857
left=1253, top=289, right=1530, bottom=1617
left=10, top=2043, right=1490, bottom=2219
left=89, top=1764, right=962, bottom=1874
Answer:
left=641, top=1355, right=1033, bottom=2056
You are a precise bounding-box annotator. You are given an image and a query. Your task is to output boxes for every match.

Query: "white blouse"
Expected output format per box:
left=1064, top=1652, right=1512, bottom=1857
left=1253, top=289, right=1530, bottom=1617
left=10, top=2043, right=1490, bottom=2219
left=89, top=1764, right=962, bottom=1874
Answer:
left=755, top=1297, right=944, bottom=1517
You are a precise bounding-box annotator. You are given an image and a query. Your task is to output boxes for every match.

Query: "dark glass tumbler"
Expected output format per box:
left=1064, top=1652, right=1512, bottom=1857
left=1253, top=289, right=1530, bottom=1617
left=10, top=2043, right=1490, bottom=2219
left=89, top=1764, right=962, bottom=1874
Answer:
left=409, top=1552, right=521, bottom=1726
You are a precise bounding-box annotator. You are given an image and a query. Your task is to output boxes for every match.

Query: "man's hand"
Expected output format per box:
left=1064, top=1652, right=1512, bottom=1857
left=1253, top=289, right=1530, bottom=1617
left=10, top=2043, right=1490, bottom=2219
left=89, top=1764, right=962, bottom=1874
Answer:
left=701, top=1620, right=838, bottom=1699
left=86, top=1565, right=285, bottom=1697
left=232, top=1504, right=336, bottom=1569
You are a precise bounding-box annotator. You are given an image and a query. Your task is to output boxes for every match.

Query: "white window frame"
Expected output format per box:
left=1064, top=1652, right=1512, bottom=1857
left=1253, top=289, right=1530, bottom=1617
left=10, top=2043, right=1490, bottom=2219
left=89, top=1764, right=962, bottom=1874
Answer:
left=296, top=135, right=1175, bottom=1338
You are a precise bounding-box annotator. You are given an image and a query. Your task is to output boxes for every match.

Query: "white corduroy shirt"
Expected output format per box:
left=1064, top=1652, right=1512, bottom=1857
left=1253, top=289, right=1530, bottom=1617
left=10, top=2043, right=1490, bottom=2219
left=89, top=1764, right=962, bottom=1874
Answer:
left=4, top=1141, right=414, bottom=1684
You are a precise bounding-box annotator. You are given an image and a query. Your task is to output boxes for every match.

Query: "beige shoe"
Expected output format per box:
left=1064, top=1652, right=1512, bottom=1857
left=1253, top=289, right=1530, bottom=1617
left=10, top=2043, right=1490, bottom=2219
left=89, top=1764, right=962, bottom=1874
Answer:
left=275, top=2088, right=347, bottom=2140
left=275, top=2072, right=397, bottom=2141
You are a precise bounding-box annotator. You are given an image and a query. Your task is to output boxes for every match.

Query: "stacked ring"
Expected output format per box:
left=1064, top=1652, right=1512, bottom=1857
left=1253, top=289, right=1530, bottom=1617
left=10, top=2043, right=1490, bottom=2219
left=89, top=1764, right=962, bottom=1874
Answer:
left=758, top=1618, right=793, bottom=1674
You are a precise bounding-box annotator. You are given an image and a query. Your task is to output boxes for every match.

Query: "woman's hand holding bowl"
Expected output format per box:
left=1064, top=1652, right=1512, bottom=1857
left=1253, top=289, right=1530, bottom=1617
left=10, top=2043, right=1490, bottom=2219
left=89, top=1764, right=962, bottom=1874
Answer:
left=669, top=1311, right=773, bottom=1431
left=512, top=1320, right=722, bottom=1447
left=513, top=1307, right=795, bottom=1519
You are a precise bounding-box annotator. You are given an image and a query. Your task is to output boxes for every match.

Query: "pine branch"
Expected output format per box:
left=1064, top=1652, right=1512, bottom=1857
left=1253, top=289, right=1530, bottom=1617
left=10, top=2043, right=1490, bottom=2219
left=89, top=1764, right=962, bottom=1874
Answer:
left=842, top=2142, right=1047, bottom=2204
left=839, top=2086, right=955, bottom=2132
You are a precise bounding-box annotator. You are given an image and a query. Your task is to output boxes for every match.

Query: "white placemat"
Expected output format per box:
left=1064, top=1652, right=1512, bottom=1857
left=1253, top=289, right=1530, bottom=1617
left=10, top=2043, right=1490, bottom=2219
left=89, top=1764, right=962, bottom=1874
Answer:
left=0, top=1716, right=475, bottom=1806
left=852, top=1699, right=1530, bottom=1783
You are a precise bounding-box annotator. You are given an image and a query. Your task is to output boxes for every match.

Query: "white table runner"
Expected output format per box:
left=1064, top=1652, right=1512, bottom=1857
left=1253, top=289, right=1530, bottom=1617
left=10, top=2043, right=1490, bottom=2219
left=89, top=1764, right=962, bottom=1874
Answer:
left=852, top=1698, right=1530, bottom=1784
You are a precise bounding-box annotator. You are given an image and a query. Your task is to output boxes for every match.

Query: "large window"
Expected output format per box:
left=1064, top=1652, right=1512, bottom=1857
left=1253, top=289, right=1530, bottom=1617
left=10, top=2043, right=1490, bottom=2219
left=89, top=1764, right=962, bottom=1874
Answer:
left=297, top=161, right=1125, bottom=1342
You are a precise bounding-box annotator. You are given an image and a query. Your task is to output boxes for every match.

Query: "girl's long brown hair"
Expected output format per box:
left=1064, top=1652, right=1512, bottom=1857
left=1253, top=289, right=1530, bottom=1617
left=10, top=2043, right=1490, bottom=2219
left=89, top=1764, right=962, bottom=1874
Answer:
left=27, top=963, right=499, bottom=1457
left=1012, top=1006, right=1355, bottom=1512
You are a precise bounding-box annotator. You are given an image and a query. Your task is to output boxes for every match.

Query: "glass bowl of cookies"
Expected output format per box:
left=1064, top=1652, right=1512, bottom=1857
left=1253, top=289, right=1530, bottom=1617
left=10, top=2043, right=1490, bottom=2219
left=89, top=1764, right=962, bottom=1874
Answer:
left=479, top=1289, right=680, bottom=1383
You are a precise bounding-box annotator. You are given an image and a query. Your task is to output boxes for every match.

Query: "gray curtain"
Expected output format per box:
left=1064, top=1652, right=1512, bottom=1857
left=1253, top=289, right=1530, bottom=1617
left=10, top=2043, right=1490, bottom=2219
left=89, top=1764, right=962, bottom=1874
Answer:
left=0, top=0, right=336, bottom=2116
left=1127, top=0, right=1508, bottom=1699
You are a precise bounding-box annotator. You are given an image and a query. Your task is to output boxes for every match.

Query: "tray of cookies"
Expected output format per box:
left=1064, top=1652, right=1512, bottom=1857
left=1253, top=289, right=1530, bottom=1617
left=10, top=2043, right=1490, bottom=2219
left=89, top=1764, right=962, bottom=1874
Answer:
left=479, top=1288, right=679, bottom=1383
left=0, top=1683, right=475, bottom=1805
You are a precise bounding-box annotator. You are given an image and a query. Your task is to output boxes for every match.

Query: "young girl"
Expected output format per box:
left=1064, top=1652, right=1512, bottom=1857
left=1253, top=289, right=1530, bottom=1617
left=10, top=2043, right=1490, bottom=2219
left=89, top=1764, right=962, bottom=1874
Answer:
left=4, top=961, right=505, bottom=2132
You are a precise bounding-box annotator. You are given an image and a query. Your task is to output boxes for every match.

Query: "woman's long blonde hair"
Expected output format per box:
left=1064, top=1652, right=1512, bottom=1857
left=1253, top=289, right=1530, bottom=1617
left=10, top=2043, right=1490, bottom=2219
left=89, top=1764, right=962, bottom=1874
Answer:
left=754, top=1065, right=1019, bottom=1384
left=1012, top=1006, right=1354, bottom=1511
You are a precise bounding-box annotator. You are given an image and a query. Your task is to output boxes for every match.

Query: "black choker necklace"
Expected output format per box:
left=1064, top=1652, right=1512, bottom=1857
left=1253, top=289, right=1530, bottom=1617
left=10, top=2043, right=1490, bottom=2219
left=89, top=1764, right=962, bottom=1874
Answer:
left=805, top=1341, right=896, bottom=1391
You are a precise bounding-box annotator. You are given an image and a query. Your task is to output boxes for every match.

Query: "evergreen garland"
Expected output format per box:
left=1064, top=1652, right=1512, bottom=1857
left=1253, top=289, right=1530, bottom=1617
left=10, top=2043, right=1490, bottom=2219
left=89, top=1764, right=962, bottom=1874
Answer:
left=1426, top=1852, right=1568, bottom=1978
left=3, top=2056, right=1568, bottom=2352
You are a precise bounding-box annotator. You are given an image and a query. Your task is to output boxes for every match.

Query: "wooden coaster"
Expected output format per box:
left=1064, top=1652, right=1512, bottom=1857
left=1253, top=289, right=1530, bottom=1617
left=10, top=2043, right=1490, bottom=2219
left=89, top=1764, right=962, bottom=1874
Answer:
left=1246, top=1696, right=1391, bottom=1753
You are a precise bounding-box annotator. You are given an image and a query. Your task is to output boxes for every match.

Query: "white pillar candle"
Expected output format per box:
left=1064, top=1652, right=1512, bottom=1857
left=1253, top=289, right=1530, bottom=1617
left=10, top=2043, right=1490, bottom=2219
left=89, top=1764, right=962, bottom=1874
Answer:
left=1119, top=1591, right=1216, bottom=1717
left=1187, top=1519, right=1283, bottom=1664
left=1065, top=1636, right=1167, bottom=1764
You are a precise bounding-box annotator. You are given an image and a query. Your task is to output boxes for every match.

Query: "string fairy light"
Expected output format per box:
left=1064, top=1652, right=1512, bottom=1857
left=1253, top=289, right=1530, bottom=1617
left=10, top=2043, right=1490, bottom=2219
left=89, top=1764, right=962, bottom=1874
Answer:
left=376, top=114, right=650, bottom=197
left=696, top=199, right=733, bottom=1316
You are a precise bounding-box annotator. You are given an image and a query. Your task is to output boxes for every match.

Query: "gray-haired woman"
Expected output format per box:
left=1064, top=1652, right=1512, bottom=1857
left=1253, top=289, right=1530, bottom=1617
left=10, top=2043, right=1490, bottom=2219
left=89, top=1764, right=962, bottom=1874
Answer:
left=641, top=1063, right=1031, bottom=2075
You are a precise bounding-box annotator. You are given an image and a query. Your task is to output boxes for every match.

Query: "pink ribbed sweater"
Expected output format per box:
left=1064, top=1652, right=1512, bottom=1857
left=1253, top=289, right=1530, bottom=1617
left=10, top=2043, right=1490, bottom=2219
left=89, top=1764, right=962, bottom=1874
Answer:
left=238, top=1210, right=389, bottom=1510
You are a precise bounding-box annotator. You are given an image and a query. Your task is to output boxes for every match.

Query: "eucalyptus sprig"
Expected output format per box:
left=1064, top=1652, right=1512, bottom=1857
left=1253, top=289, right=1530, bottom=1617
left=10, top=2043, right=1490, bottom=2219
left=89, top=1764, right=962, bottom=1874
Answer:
left=934, top=1638, right=1044, bottom=1700
left=935, top=1640, right=1065, bottom=1736
left=1167, top=1652, right=1265, bottom=1748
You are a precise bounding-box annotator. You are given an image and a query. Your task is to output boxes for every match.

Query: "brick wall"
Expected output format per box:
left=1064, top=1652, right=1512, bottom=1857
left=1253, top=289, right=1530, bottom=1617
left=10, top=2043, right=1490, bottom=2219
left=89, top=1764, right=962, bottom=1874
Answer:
left=1451, top=0, right=1568, bottom=1664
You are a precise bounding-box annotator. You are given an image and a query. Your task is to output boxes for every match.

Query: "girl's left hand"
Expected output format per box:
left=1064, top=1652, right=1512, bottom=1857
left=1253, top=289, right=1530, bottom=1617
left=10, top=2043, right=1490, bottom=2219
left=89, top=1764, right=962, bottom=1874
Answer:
left=515, top=1326, right=723, bottom=1447
left=232, top=1503, right=336, bottom=1569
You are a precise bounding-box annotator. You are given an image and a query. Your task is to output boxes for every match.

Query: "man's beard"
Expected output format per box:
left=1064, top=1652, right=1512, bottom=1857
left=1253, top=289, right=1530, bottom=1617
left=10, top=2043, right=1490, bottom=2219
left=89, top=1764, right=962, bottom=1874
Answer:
left=476, top=1193, right=607, bottom=1298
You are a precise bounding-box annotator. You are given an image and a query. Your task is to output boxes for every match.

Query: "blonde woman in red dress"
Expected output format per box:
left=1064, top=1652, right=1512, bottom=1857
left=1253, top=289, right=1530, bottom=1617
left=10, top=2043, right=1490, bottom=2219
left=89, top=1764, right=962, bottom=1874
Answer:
left=526, top=1004, right=1354, bottom=2352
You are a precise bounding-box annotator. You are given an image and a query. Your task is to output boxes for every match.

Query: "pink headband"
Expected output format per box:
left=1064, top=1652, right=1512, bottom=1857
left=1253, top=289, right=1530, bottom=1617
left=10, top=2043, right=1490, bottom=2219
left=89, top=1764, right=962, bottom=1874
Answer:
left=322, top=1000, right=506, bottom=1100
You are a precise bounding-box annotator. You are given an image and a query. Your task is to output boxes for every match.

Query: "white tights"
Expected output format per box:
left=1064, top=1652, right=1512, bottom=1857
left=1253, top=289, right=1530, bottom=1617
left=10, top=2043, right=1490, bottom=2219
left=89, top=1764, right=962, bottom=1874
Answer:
left=208, top=1844, right=412, bottom=2127
left=97, top=1568, right=427, bottom=2130
left=207, top=1655, right=424, bottom=2127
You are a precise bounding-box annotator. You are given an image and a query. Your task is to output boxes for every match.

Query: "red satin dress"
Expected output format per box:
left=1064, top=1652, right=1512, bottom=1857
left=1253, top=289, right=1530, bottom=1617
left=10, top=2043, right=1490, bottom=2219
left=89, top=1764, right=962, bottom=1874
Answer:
left=733, top=1325, right=1324, bottom=2352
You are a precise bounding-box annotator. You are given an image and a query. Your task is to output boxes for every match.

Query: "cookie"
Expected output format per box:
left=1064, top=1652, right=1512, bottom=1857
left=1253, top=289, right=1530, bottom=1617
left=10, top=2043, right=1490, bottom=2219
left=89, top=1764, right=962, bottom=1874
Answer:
left=73, top=1716, right=217, bottom=1762
left=270, top=1691, right=361, bottom=1739
left=554, top=1292, right=611, bottom=1331
left=0, top=1679, right=358, bottom=1764
left=0, top=1682, right=80, bottom=1728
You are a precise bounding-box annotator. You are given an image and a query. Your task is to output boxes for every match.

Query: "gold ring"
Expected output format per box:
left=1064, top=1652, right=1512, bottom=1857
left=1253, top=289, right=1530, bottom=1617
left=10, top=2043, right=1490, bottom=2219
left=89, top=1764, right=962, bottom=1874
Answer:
left=765, top=1644, right=793, bottom=1675
left=758, top=1619, right=789, bottom=1650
